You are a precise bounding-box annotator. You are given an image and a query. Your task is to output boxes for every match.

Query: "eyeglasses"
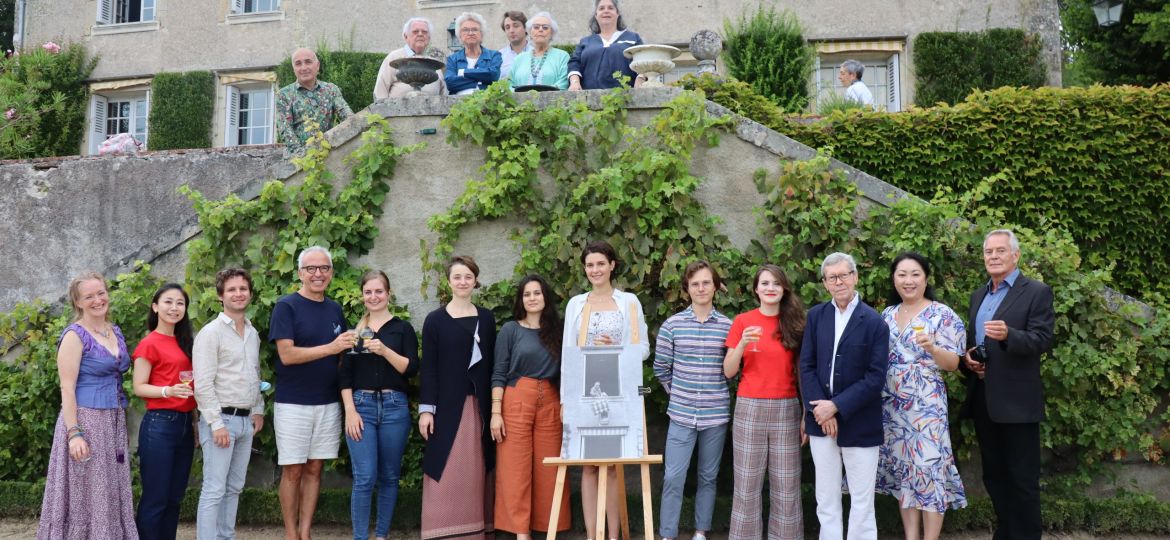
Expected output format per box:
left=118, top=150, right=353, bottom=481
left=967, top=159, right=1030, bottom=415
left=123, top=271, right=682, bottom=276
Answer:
left=530, top=24, right=552, bottom=31
left=301, top=265, right=333, bottom=274
left=460, top=28, right=481, bottom=34
left=823, top=271, right=855, bottom=284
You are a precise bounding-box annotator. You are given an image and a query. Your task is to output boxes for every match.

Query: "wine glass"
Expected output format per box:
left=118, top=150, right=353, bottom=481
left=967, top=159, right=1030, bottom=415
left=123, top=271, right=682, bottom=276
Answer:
left=179, top=370, right=194, bottom=387
left=747, top=326, right=763, bottom=352
left=357, top=327, right=375, bottom=353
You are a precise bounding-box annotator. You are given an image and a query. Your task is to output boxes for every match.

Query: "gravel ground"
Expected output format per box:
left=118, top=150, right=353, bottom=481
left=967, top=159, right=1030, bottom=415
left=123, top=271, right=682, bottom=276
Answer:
left=2, top=520, right=1167, bottom=540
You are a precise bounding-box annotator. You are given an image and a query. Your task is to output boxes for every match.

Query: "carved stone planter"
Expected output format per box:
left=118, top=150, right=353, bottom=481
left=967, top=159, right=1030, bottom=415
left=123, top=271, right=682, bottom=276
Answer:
left=623, top=44, right=681, bottom=87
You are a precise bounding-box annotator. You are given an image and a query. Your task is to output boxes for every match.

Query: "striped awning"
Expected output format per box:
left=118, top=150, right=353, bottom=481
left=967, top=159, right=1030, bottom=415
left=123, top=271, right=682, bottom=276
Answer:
left=89, top=77, right=153, bottom=92
left=815, top=40, right=904, bottom=54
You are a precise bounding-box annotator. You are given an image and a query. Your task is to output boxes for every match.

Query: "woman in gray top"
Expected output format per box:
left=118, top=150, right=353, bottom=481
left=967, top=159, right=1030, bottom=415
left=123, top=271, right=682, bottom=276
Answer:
left=489, top=275, right=570, bottom=538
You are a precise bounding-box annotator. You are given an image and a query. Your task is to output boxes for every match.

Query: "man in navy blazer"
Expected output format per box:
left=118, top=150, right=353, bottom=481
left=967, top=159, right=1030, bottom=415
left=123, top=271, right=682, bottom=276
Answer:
left=799, top=252, right=889, bottom=540
left=962, top=229, right=1054, bottom=540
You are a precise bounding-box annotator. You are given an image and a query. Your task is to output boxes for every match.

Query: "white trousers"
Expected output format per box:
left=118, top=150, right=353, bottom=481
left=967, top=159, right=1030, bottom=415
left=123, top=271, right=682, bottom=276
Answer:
left=809, top=436, right=879, bottom=540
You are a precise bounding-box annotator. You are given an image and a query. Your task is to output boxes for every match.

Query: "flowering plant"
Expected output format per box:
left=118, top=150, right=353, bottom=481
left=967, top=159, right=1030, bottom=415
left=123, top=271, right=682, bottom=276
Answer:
left=0, top=42, right=96, bottom=159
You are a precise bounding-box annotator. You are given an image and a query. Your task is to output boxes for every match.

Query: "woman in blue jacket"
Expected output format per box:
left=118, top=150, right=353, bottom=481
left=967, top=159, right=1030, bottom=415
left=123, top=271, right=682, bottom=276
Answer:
left=445, top=12, right=501, bottom=95
left=568, top=0, right=644, bottom=90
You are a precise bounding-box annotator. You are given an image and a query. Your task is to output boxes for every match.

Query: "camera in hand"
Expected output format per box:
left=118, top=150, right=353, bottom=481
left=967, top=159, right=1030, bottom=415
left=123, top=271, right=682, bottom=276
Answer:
left=969, top=343, right=988, bottom=364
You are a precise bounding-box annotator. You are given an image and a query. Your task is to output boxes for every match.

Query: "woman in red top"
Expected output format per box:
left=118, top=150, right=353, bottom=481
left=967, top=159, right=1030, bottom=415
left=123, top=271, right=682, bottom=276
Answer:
left=131, top=283, right=197, bottom=540
left=723, top=264, right=807, bottom=540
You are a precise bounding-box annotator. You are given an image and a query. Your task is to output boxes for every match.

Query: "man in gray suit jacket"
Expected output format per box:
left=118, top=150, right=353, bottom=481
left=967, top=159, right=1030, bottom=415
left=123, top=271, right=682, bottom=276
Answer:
left=962, top=229, right=1055, bottom=540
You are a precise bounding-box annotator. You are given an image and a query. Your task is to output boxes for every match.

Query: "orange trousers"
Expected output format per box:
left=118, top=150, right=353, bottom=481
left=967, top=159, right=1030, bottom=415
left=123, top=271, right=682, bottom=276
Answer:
left=494, top=377, right=571, bottom=533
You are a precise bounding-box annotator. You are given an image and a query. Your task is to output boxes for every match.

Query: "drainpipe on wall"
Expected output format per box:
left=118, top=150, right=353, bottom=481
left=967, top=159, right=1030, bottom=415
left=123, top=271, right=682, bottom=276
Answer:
left=14, top=0, right=27, bottom=51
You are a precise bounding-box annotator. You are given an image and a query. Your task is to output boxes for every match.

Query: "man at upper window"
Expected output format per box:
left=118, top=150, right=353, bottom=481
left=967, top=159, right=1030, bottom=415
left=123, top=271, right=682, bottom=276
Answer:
left=374, top=17, right=447, bottom=99
left=498, top=11, right=532, bottom=81
left=838, top=59, right=874, bottom=110
left=275, top=48, right=352, bottom=155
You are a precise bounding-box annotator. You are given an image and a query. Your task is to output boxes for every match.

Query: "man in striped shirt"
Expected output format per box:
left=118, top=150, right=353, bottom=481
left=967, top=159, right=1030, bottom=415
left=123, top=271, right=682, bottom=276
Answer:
left=653, top=260, right=733, bottom=540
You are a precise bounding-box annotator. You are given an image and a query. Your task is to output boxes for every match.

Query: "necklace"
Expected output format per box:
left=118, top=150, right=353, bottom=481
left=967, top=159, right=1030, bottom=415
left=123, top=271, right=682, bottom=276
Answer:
left=87, top=323, right=110, bottom=339
left=530, top=51, right=548, bottom=85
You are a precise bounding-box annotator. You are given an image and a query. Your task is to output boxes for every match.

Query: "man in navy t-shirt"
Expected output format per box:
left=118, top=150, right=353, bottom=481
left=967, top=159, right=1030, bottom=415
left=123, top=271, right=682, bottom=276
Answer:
left=268, top=245, right=354, bottom=540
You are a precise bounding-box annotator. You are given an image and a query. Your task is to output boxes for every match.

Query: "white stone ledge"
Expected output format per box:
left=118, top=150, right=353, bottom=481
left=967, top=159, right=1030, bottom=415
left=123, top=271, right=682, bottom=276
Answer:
left=91, top=20, right=160, bottom=36
left=225, top=11, right=285, bottom=25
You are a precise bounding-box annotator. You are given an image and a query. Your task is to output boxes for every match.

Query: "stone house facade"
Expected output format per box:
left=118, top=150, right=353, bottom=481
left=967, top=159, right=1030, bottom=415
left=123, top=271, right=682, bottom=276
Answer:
left=14, top=0, right=1060, bottom=155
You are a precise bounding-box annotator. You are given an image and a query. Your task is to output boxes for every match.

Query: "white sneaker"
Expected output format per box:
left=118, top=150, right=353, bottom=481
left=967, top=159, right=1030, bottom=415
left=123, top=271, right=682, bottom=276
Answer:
left=692, top=533, right=707, bottom=540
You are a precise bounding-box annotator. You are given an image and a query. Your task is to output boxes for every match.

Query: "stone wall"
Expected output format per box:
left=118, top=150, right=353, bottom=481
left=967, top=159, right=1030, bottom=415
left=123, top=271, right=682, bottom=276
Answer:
left=0, top=88, right=906, bottom=317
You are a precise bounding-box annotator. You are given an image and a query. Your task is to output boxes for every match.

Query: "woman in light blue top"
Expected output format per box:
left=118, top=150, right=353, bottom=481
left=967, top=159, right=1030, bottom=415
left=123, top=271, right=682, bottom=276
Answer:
left=509, top=12, right=569, bottom=90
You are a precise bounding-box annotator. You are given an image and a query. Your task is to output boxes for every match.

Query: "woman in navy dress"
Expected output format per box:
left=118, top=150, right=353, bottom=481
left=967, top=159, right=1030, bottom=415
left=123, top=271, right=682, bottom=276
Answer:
left=567, top=0, right=645, bottom=90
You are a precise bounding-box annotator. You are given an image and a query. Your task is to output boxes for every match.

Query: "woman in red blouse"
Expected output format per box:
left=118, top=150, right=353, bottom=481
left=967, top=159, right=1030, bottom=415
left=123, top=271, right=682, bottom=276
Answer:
left=723, top=264, right=807, bottom=540
left=131, top=283, right=198, bottom=540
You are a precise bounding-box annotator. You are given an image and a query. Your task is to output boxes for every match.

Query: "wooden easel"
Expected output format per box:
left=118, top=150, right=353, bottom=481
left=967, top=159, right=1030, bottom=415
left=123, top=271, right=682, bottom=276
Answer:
left=542, top=403, right=662, bottom=540
left=542, top=300, right=664, bottom=540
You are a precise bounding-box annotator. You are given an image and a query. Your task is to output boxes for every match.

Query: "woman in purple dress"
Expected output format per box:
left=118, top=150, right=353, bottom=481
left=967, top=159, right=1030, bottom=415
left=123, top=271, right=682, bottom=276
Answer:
left=38, top=271, right=138, bottom=539
left=875, top=253, right=967, bottom=540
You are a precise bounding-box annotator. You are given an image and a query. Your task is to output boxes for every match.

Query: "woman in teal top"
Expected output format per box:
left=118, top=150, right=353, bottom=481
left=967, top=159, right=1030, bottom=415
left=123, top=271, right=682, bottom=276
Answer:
left=509, top=12, right=569, bottom=90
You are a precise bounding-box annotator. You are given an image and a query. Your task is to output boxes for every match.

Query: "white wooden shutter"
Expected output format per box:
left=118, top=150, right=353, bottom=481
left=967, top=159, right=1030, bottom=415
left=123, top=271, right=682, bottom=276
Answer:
left=96, top=0, right=113, bottom=24
left=89, top=94, right=108, bottom=155
left=886, top=52, right=901, bottom=112
left=231, top=0, right=244, bottom=14
left=138, top=89, right=151, bottom=148
left=225, top=86, right=240, bottom=146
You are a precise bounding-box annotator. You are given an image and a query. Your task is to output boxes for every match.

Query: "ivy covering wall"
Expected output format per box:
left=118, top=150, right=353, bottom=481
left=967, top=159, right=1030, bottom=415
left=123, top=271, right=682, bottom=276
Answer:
left=0, top=83, right=1167, bottom=507
left=147, top=71, right=215, bottom=150
left=681, top=74, right=1170, bottom=297
left=275, top=50, right=385, bottom=113
left=912, top=28, right=1047, bottom=106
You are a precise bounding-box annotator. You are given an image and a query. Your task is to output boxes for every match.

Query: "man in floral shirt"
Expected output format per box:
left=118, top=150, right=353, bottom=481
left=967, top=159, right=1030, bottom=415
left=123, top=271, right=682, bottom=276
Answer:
left=276, top=48, right=352, bottom=155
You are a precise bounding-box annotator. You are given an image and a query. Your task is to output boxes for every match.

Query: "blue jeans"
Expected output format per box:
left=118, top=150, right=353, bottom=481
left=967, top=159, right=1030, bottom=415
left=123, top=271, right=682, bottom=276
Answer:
left=346, top=390, right=412, bottom=540
left=659, top=420, right=728, bottom=539
left=197, top=414, right=255, bottom=540
left=136, top=409, right=196, bottom=540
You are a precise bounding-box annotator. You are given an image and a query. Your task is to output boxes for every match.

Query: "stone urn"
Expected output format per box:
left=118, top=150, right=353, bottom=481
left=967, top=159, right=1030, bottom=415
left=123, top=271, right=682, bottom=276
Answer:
left=689, top=30, right=723, bottom=74
left=387, top=56, right=445, bottom=96
left=623, top=44, right=681, bottom=87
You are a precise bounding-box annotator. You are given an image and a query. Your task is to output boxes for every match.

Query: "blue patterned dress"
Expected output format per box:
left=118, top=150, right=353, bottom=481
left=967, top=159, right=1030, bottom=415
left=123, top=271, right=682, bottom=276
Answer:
left=875, top=302, right=968, bottom=512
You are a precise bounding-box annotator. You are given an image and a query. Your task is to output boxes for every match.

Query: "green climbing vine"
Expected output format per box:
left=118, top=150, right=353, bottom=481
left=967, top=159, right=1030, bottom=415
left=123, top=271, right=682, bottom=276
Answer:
left=426, top=81, right=1170, bottom=486
left=180, top=116, right=422, bottom=482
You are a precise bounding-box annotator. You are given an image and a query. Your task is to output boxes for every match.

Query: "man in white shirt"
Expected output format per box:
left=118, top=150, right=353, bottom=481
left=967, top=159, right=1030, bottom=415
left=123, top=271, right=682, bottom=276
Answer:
left=192, top=268, right=265, bottom=540
left=498, top=11, right=532, bottom=80
left=839, top=59, right=874, bottom=110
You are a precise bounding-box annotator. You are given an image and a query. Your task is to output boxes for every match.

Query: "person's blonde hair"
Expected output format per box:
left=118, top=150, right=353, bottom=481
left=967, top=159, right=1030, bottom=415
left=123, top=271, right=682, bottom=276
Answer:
left=67, top=271, right=108, bottom=322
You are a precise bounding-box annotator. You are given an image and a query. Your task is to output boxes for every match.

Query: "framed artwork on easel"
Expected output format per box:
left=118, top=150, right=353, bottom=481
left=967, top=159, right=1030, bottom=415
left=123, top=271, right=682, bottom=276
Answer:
left=559, top=343, right=645, bottom=460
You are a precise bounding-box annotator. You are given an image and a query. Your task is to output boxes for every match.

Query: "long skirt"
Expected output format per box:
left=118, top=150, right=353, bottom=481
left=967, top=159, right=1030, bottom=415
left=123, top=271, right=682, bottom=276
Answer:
left=421, top=395, right=494, bottom=540
left=37, top=407, right=138, bottom=540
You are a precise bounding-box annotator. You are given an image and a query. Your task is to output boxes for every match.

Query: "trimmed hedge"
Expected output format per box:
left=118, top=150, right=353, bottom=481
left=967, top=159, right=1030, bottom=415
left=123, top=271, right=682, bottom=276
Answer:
left=275, top=50, right=385, bottom=113
left=147, top=71, right=215, bottom=150
left=679, top=74, right=1170, bottom=297
left=913, top=28, right=1047, bottom=106
left=2, top=480, right=1168, bottom=534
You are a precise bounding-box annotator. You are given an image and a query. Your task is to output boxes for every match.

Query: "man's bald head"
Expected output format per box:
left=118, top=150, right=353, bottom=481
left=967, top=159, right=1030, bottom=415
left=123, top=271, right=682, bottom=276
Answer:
left=291, top=48, right=320, bottom=88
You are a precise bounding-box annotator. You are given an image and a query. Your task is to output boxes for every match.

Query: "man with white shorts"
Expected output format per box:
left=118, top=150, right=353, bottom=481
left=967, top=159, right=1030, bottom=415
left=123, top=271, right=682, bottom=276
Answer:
left=268, top=245, right=356, bottom=540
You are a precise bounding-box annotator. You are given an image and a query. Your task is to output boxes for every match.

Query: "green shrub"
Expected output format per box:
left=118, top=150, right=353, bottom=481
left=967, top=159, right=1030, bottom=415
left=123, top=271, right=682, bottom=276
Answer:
left=914, top=28, right=1047, bottom=106
left=275, top=50, right=385, bottom=113
left=0, top=42, right=96, bottom=159
left=721, top=4, right=814, bottom=112
left=683, top=74, right=1170, bottom=297
left=147, top=71, right=215, bottom=150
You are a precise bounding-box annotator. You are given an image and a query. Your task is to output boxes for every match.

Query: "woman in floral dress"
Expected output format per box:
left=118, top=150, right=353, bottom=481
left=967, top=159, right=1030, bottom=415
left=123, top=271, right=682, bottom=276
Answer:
left=875, top=252, right=967, bottom=540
